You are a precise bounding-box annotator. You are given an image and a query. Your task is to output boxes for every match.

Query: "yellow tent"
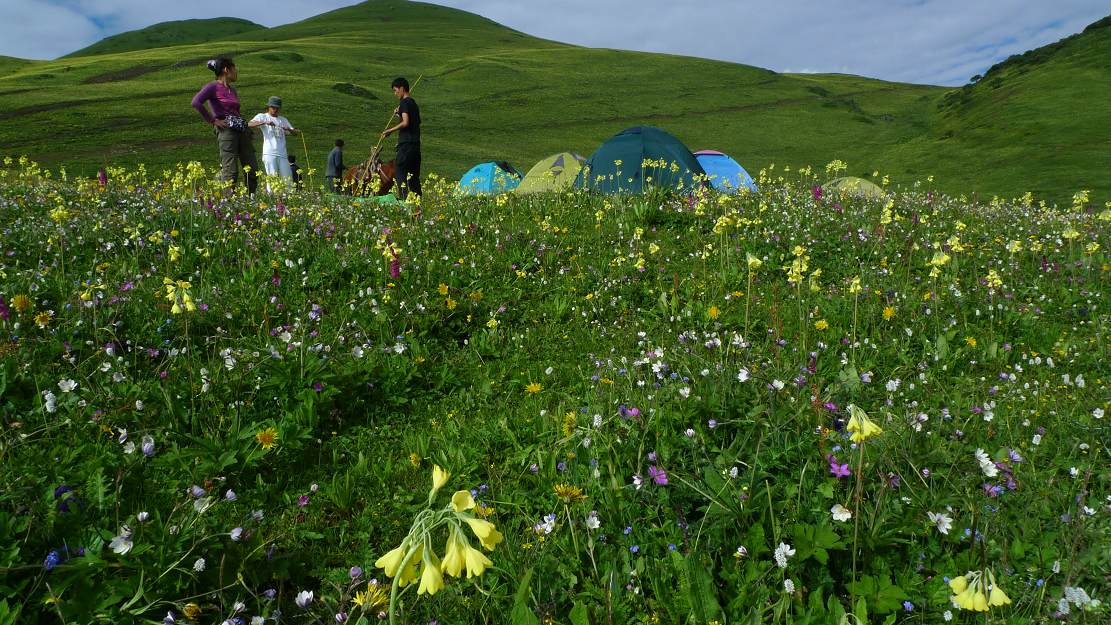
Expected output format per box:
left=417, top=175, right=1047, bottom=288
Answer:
left=516, top=152, right=585, bottom=194
left=821, top=176, right=886, bottom=200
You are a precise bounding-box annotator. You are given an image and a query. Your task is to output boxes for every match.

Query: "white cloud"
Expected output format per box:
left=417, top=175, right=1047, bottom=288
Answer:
left=0, top=2, right=102, bottom=59
left=2, top=0, right=1107, bottom=84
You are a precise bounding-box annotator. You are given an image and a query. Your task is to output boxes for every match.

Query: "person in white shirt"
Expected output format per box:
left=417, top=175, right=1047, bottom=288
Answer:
left=248, top=96, right=299, bottom=183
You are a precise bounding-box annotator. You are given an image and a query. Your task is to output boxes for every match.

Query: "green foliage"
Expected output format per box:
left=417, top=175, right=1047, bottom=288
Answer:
left=0, top=159, right=1107, bottom=624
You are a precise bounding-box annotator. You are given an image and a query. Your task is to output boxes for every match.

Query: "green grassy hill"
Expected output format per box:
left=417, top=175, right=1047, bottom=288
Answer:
left=0, top=0, right=1106, bottom=205
left=65, top=18, right=265, bottom=58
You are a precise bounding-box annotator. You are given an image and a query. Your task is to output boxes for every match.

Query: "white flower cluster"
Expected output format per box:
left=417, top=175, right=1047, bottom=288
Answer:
left=1057, top=586, right=1100, bottom=614
left=774, top=542, right=795, bottom=569
left=975, top=448, right=998, bottom=477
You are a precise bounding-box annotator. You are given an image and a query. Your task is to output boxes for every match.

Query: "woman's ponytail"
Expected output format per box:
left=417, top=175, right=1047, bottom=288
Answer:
left=207, top=57, right=234, bottom=78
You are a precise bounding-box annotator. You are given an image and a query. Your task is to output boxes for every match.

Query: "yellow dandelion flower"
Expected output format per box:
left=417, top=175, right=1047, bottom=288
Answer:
left=525, top=382, right=542, bottom=394
left=562, top=412, right=576, bottom=437
left=708, top=305, right=721, bottom=320
left=255, top=427, right=279, bottom=450
left=445, top=297, right=457, bottom=310
left=554, top=483, right=586, bottom=504
left=409, top=452, right=421, bottom=467
left=437, top=283, right=449, bottom=296
left=883, top=306, right=896, bottom=321
left=11, top=293, right=31, bottom=313
left=966, top=336, right=977, bottom=347
left=814, top=319, right=829, bottom=331
left=182, top=603, right=201, bottom=619
left=34, top=310, right=53, bottom=328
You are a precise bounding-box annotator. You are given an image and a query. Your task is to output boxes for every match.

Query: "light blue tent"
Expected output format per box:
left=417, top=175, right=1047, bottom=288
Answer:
left=694, top=150, right=757, bottom=193
left=456, top=161, right=523, bottom=195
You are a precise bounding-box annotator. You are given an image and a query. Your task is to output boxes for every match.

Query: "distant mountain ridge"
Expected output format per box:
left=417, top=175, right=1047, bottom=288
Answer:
left=65, top=18, right=265, bottom=58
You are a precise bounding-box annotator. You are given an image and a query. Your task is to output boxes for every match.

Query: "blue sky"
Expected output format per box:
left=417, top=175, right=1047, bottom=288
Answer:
left=3, top=0, right=1107, bottom=85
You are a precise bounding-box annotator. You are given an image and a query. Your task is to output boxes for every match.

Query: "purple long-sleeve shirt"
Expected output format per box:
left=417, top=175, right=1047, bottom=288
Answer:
left=191, top=81, right=241, bottom=125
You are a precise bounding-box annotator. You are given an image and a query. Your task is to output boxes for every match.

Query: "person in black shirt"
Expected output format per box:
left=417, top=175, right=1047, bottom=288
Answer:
left=288, top=154, right=302, bottom=189
left=381, top=77, right=421, bottom=200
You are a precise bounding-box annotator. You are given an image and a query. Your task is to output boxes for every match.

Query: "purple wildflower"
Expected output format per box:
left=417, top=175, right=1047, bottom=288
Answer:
left=648, top=465, right=668, bottom=485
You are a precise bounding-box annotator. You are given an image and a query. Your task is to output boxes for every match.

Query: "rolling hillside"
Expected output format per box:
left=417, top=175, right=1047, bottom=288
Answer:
left=0, top=0, right=1107, bottom=205
left=65, top=18, right=266, bottom=58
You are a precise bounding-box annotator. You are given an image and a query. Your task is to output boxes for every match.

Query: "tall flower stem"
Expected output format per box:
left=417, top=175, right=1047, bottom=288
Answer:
left=851, top=293, right=859, bottom=366
left=744, top=267, right=753, bottom=340
left=388, top=542, right=421, bottom=625
left=850, top=441, right=865, bottom=608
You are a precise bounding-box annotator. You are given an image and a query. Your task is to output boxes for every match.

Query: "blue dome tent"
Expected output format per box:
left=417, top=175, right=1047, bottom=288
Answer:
left=694, top=150, right=757, bottom=193
left=457, top=161, right=523, bottom=195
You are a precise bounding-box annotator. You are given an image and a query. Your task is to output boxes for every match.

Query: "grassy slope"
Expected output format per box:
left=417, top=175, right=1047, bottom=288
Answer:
left=0, top=0, right=1105, bottom=204
left=64, top=18, right=265, bottom=58
left=882, top=16, right=1111, bottom=203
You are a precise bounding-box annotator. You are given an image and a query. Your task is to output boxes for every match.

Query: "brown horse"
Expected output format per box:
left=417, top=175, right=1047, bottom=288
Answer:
left=342, top=146, right=396, bottom=196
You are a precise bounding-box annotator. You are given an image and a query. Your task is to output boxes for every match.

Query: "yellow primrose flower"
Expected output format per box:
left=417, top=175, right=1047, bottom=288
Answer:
left=745, top=253, right=763, bottom=269
left=440, top=526, right=467, bottom=578
left=848, top=276, right=862, bottom=294
left=430, top=465, right=450, bottom=498
left=417, top=548, right=444, bottom=596
left=987, top=570, right=1011, bottom=607
left=462, top=517, right=504, bottom=550
left=463, top=543, right=493, bottom=578
left=451, top=490, right=475, bottom=512
left=375, top=543, right=412, bottom=578
left=984, top=269, right=1003, bottom=289
left=846, top=405, right=882, bottom=443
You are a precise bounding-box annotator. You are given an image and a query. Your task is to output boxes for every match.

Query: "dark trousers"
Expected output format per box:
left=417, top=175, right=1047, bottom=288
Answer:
left=216, top=127, right=258, bottom=194
left=395, top=143, right=422, bottom=200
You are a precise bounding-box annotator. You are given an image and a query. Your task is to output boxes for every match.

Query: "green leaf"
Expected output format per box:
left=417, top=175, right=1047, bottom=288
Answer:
left=935, top=334, right=949, bottom=359
left=511, top=567, right=539, bottom=625
left=569, top=601, right=590, bottom=625
left=817, top=481, right=835, bottom=499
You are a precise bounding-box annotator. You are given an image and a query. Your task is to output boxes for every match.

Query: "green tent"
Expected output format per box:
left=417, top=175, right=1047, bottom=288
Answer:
left=516, top=152, right=586, bottom=194
left=574, top=126, right=706, bottom=194
left=822, top=176, right=886, bottom=200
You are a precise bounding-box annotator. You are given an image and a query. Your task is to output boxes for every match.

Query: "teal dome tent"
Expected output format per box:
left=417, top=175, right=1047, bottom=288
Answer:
left=574, top=126, right=705, bottom=194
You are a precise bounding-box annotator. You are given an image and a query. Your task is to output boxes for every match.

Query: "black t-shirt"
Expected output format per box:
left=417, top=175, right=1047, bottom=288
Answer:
left=397, top=97, right=420, bottom=145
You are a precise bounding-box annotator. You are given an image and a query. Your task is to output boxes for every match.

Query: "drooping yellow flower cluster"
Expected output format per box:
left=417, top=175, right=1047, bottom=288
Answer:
left=374, top=466, right=503, bottom=599
left=162, top=278, right=196, bottom=314
left=949, top=569, right=1011, bottom=612
left=846, top=404, right=882, bottom=443
left=784, top=246, right=809, bottom=286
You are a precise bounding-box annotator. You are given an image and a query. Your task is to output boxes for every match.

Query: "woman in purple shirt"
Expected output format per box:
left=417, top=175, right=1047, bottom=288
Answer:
left=192, top=57, right=258, bottom=194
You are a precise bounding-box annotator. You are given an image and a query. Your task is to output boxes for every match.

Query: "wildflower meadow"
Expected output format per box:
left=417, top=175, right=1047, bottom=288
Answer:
left=0, top=157, right=1107, bottom=624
